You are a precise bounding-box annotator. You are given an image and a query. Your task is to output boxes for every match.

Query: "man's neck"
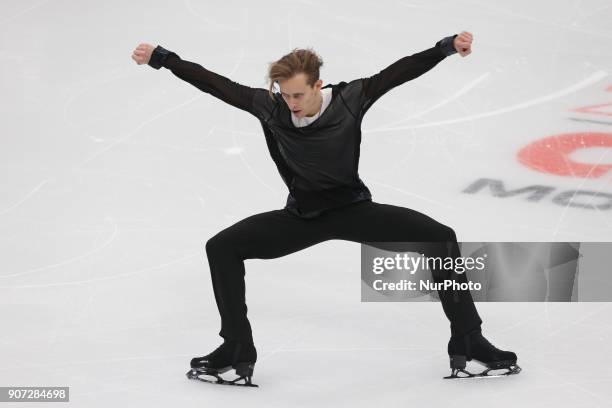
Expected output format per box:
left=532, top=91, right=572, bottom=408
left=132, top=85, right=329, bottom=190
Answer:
left=304, top=91, right=323, bottom=117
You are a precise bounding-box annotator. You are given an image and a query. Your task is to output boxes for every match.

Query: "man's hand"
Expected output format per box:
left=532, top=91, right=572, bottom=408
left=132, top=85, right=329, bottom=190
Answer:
left=454, top=31, right=473, bottom=57
left=131, top=43, right=155, bottom=65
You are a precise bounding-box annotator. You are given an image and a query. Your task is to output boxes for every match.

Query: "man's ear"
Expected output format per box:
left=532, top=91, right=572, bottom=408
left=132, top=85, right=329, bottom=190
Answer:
left=315, top=79, right=323, bottom=91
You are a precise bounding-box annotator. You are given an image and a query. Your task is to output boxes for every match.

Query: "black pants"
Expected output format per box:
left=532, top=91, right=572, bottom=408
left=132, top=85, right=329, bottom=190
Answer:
left=205, top=199, right=482, bottom=344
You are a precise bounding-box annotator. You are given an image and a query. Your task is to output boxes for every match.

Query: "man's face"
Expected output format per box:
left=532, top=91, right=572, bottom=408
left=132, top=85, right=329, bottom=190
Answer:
left=278, top=72, right=323, bottom=118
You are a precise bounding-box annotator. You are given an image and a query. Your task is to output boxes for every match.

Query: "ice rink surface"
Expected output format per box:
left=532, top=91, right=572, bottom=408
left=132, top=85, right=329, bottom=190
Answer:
left=1, top=0, right=611, bottom=406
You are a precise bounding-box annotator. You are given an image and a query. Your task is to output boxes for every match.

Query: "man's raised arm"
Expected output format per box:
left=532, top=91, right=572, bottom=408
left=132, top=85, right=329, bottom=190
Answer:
left=144, top=44, right=265, bottom=117
left=357, top=32, right=473, bottom=116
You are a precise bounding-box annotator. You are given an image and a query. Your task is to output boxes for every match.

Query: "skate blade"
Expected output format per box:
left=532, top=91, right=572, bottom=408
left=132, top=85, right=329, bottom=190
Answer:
left=186, top=369, right=259, bottom=387
left=444, top=364, right=521, bottom=380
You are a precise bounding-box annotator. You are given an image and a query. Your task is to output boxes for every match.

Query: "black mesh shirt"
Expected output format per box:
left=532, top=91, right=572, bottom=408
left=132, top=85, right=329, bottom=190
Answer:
left=148, top=35, right=458, bottom=219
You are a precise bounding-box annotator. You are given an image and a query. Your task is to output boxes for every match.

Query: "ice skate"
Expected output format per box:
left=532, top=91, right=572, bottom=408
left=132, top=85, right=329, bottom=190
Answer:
left=444, top=327, right=521, bottom=379
left=186, top=340, right=258, bottom=387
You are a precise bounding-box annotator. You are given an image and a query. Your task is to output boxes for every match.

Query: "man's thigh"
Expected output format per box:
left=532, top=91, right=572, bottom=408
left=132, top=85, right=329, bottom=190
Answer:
left=208, top=208, right=334, bottom=260
left=324, top=200, right=454, bottom=243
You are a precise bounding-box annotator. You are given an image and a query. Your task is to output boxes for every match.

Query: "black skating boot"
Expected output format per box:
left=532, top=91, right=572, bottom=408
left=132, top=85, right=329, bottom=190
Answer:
left=186, top=340, right=258, bottom=387
left=444, top=327, right=521, bottom=379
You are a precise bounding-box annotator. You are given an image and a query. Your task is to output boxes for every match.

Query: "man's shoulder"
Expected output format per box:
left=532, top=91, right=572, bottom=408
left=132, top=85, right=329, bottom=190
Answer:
left=324, top=79, right=359, bottom=89
left=330, top=79, right=365, bottom=110
left=318, top=80, right=363, bottom=119
left=251, top=88, right=281, bottom=121
left=334, top=78, right=363, bottom=91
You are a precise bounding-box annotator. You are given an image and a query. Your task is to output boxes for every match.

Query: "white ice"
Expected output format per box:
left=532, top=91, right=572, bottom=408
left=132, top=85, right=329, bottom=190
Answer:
left=1, top=0, right=612, bottom=406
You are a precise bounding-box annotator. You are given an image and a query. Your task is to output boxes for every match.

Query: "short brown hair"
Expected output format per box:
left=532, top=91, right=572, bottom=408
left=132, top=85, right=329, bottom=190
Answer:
left=267, top=47, right=323, bottom=99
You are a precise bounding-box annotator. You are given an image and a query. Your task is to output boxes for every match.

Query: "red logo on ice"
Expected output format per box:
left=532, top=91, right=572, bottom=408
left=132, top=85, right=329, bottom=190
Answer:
left=517, top=132, right=612, bottom=178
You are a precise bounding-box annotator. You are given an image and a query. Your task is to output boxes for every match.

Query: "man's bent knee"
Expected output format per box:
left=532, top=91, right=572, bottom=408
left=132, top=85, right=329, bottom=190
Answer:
left=438, top=224, right=458, bottom=243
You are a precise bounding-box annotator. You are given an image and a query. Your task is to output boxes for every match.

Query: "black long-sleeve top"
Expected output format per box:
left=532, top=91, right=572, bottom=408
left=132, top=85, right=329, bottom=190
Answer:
left=148, top=35, right=458, bottom=218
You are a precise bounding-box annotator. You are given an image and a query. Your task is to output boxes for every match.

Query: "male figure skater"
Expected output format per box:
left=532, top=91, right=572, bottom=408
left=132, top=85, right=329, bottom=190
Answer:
left=132, top=31, right=520, bottom=385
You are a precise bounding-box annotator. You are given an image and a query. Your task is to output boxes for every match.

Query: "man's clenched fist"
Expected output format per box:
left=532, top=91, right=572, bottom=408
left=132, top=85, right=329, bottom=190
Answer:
left=131, top=43, right=155, bottom=65
left=454, top=31, right=473, bottom=57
